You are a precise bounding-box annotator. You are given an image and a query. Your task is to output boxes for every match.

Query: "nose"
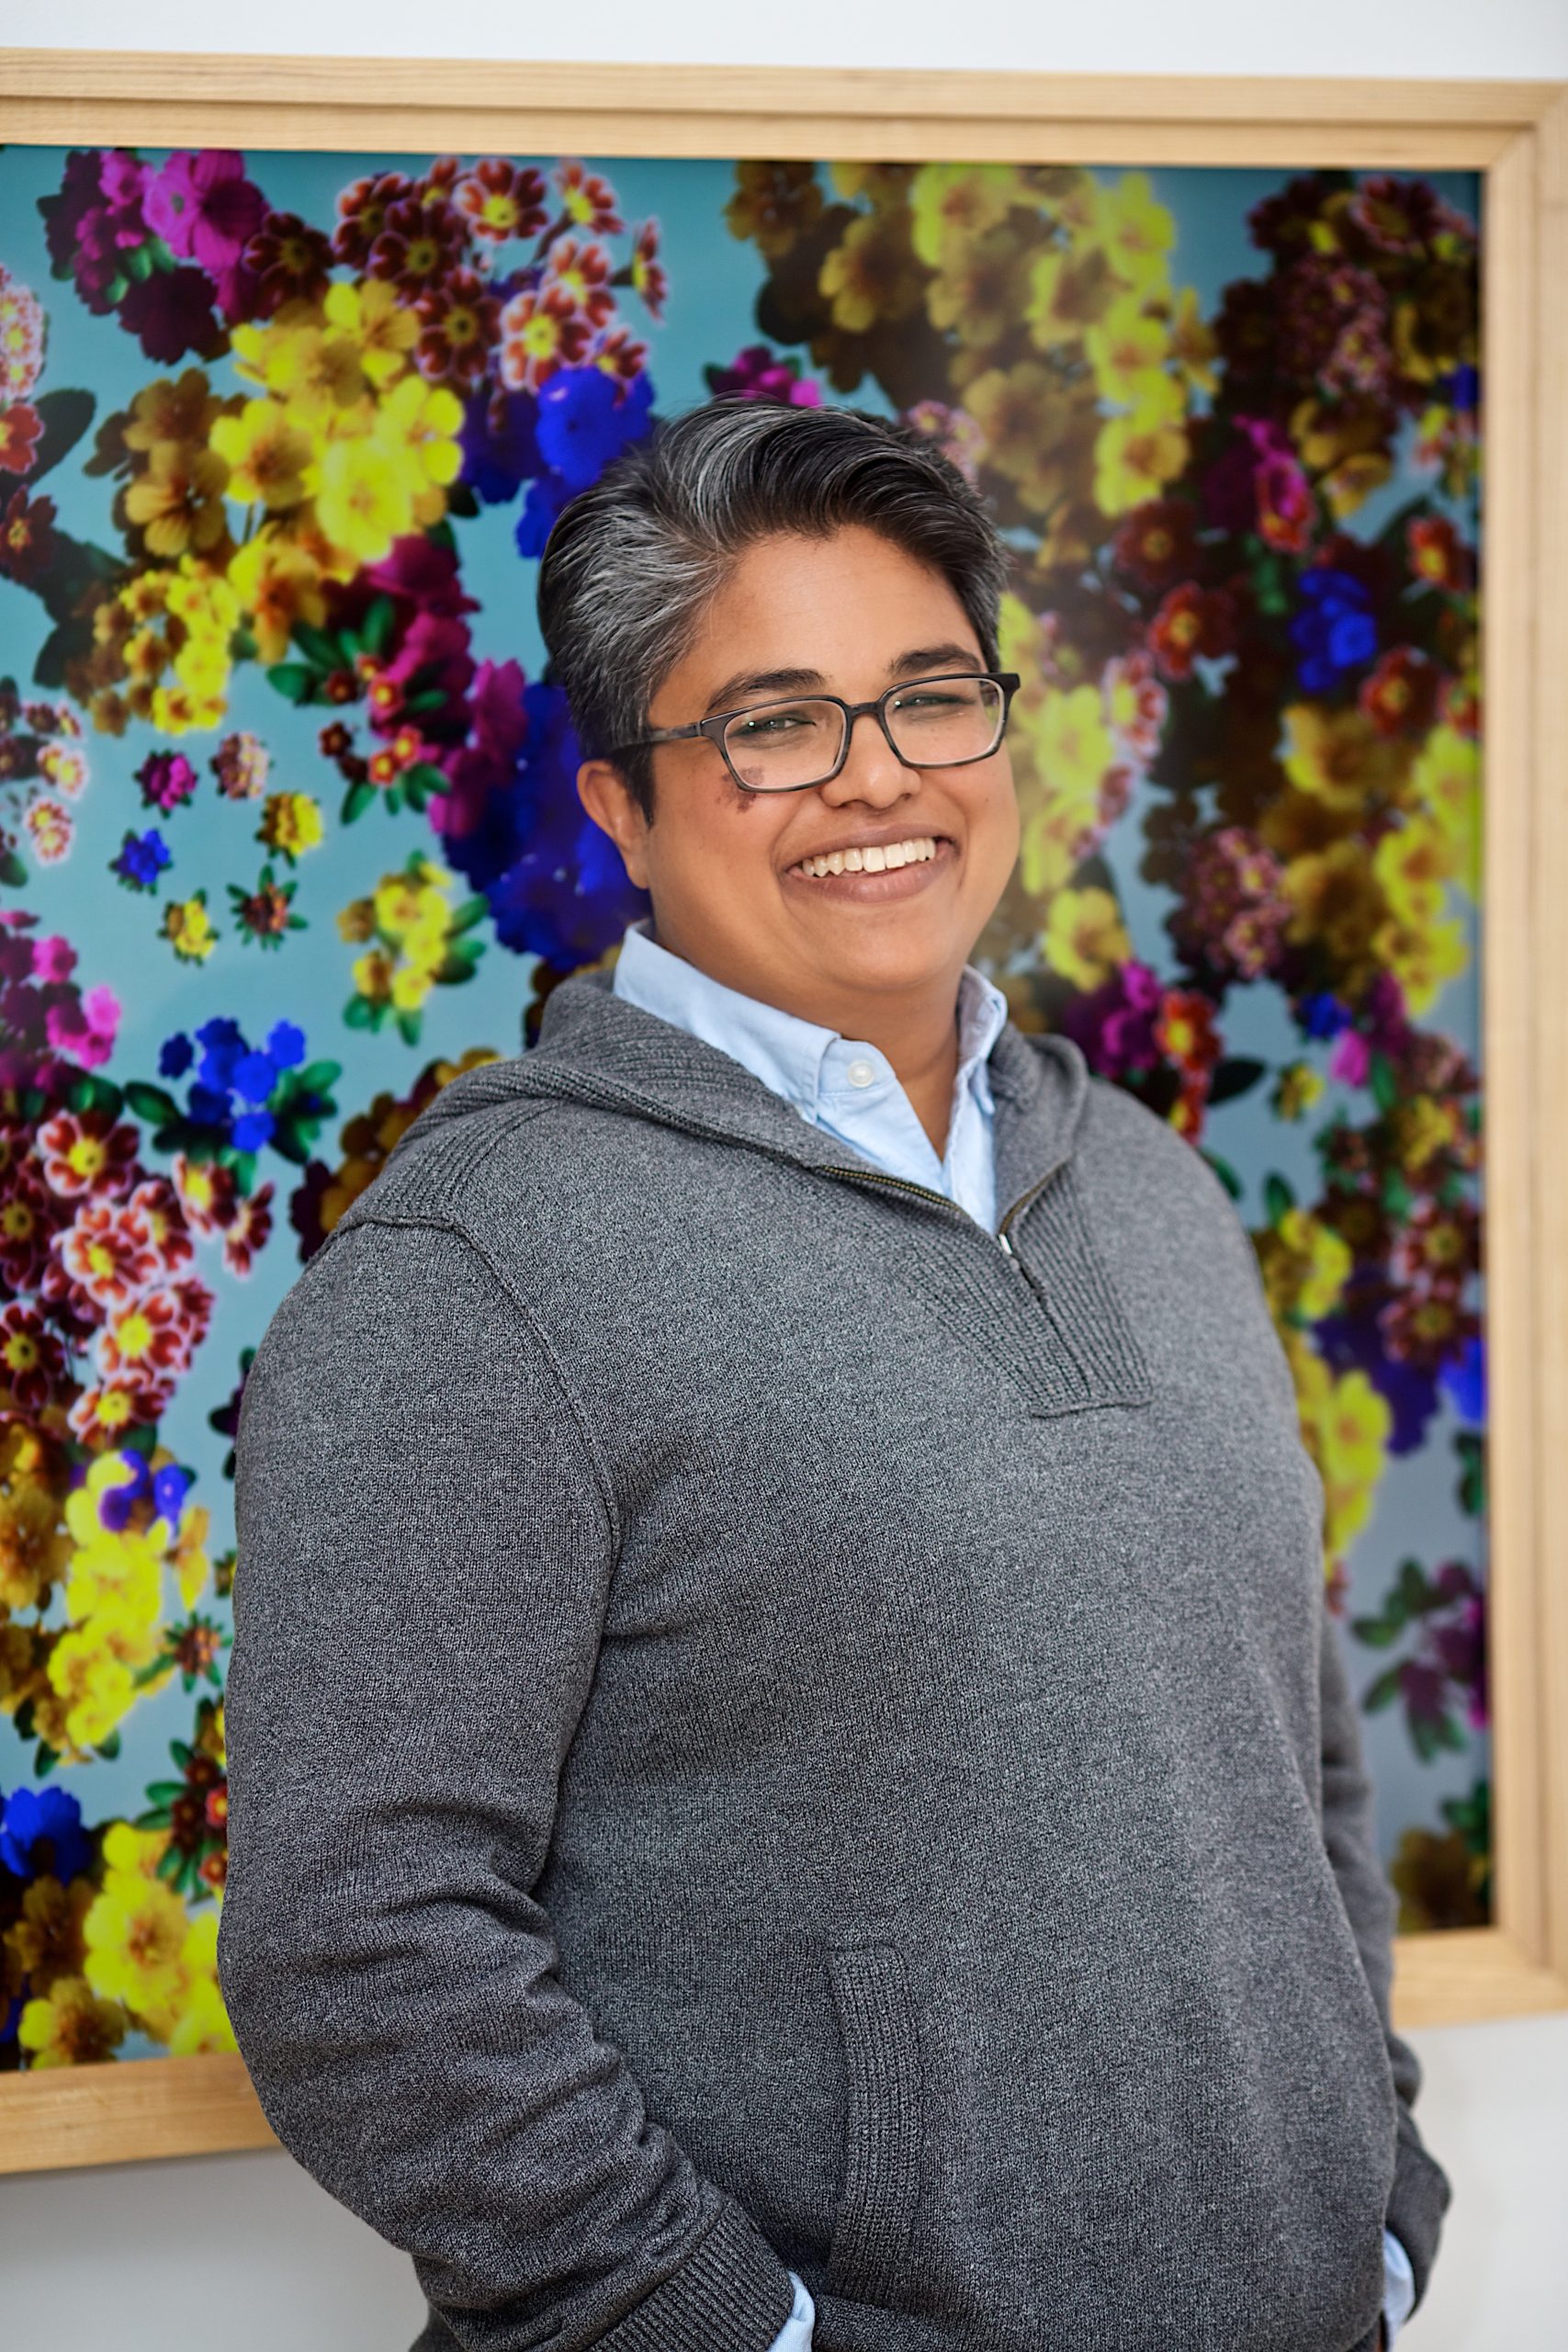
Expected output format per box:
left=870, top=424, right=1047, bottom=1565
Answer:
left=817, top=706, right=919, bottom=810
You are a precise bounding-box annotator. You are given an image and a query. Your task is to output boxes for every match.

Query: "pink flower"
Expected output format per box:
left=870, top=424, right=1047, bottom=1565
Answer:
left=1329, top=1030, right=1371, bottom=1087
left=33, top=933, right=76, bottom=982
left=146, top=149, right=266, bottom=277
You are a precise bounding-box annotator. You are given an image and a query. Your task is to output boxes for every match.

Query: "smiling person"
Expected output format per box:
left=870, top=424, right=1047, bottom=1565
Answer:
left=219, top=398, right=1450, bottom=2352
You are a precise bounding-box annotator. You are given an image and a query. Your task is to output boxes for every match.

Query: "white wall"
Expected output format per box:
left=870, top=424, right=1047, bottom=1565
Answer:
left=5, top=6, right=1567, bottom=2346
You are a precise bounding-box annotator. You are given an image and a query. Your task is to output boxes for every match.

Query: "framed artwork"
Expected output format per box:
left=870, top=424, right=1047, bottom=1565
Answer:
left=0, top=54, right=1564, bottom=2177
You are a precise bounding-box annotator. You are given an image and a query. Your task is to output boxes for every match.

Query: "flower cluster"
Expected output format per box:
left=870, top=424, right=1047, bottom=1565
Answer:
left=141, top=1013, right=339, bottom=1212
left=337, top=850, right=488, bottom=1043
left=0, top=681, right=90, bottom=887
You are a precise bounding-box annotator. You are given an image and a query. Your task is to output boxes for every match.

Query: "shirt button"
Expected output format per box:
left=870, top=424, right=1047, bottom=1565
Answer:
left=846, top=1058, right=877, bottom=1088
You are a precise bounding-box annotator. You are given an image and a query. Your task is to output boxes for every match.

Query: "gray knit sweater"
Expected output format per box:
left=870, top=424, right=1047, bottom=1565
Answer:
left=218, top=971, right=1450, bottom=2352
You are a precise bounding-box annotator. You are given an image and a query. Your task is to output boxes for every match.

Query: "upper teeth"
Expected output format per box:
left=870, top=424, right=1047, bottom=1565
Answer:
left=797, top=836, right=939, bottom=878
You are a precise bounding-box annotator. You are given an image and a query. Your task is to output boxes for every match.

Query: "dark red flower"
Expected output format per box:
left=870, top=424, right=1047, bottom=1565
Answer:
left=243, top=210, right=334, bottom=316
left=0, top=489, right=57, bottom=584
left=118, top=266, right=225, bottom=365
left=333, top=171, right=416, bottom=268
left=1359, top=648, right=1438, bottom=738
left=1408, top=515, right=1474, bottom=594
left=454, top=158, right=548, bottom=246
left=1148, top=583, right=1236, bottom=683
left=0, top=402, right=42, bottom=478
left=368, top=196, right=469, bottom=296
left=414, top=269, right=502, bottom=390
left=1112, top=497, right=1198, bottom=592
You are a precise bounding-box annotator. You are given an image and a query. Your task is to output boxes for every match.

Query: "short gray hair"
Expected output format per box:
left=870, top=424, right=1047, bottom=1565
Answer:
left=536, top=394, right=1012, bottom=818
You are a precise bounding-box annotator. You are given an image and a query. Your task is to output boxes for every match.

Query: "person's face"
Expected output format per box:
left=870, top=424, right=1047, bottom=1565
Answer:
left=576, top=524, right=1021, bottom=1026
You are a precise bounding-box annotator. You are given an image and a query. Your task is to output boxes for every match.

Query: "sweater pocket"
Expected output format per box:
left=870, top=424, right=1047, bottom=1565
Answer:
left=823, top=1941, right=924, bottom=2308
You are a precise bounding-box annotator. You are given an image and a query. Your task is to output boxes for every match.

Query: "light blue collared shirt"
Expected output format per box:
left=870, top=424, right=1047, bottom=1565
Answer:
left=610, top=917, right=1416, bottom=2352
left=613, top=919, right=1009, bottom=1230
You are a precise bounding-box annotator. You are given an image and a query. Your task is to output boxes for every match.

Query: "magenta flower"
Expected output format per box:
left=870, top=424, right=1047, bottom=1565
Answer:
left=32, top=933, right=76, bottom=983
left=136, top=749, right=199, bottom=814
left=147, top=150, right=266, bottom=277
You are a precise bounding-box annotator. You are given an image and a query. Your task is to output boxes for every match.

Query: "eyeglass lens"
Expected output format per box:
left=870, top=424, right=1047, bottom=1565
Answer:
left=722, top=676, right=1006, bottom=791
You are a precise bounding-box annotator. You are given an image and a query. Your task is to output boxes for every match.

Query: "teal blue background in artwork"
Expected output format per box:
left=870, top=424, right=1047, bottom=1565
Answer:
left=0, top=150, right=1485, bottom=2006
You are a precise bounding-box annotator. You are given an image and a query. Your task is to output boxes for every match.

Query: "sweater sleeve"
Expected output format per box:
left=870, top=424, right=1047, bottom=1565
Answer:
left=217, top=1210, right=796, bottom=2352
left=1317, top=1600, right=1452, bottom=2311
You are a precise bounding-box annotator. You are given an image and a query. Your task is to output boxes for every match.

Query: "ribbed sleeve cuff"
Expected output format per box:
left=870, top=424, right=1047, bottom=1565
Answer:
left=1385, top=2116, right=1453, bottom=2310
left=601, top=2198, right=798, bottom=2352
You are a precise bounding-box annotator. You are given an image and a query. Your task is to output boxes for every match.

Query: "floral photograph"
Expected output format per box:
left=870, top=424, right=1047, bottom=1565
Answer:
left=0, top=142, right=1485, bottom=2070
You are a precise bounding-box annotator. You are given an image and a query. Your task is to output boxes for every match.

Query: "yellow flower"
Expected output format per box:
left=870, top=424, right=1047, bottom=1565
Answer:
left=1292, top=1342, right=1392, bottom=1562
left=964, top=361, right=1083, bottom=515
left=123, top=442, right=231, bottom=560
left=352, top=947, right=397, bottom=1003
left=908, top=163, right=1021, bottom=267
left=46, top=1628, right=136, bottom=1754
left=1041, top=884, right=1131, bottom=990
left=5, top=1874, right=95, bottom=1996
left=1279, top=1206, right=1353, bottom=1321
left=1167, top=285, right=1219, bottom=394
left=1093, top=172, right=1175, bottom=298
left=1281, top=704, right=1413, bottom=816
left=1270, top=1062, right=1325, bottom=1122
left=258, top=790, right=325, bottom=863
left=209, top=399, right=316, bottom=510
left=1372, top=908, right=1469, bottom=1020
left=372, top=374, right=464, bottom=508
left=316, top=435, right=418, bottom=566
left=389, top=963, right=435, bottom=1013
left=1410, top=724, right=1480, bottom=888
left=1084, top=294, right=1171, bottom=404
left=1280, top=840, right=1383, bottom=971
left=83, top=1866, right=191, bottom=2038
left=1373, top=813, right=1457, bottom=923
left=233, top=310, right=367, bottom=418
left=101, top=1820, right=172, bottom=1879
left=337, top=896, right=377, bottom=944
left=818, top=211, right=923, bottom=334
left=17, top=1974, right=129, bottom=2068
left=1017, top=684, right=1117, bottom=898
left=174, top=1500, right=212, bottom=1611
left=1024, top=241, right=1118, bottom=345
left=168, top=1968, right=237, bottom=2056
left=63, top=1520, right=164, bottom=1627
left=163, top=894, right=219, bottom=963
left=1093, top=409, right=1188, bottom=518
left=227, top=530, right=328, bottom=665
left=323, top=277, right=420, bottom=390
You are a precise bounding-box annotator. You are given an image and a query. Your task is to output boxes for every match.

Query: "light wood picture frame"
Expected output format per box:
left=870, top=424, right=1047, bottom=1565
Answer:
left=0, top=51, right=1563, bottom=2176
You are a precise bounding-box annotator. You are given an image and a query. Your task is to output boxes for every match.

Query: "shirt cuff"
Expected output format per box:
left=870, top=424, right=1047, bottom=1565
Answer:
left=765, top=2270, right=817, bottom=2352
left=1382, top=2226, right=1416, bottom=2344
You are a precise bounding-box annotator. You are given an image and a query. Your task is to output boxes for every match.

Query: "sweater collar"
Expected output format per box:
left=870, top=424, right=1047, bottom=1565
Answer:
left=412, top=968, right=1090, bottom=1222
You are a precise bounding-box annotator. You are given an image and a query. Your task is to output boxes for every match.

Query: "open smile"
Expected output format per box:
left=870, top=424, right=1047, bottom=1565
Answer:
left=784, top=832, right=955, bottom=899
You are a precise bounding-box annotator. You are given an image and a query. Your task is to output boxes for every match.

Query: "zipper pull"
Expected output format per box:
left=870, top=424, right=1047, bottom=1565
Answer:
left=998, top=1228, right=1021, bottom=1264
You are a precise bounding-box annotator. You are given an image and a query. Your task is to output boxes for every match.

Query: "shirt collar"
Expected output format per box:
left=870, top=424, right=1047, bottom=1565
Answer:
left=612, top=919, right=1008, bottom=1122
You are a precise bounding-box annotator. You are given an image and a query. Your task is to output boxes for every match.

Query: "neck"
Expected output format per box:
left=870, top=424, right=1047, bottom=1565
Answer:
left=848, top=991, right=964, bottom=1157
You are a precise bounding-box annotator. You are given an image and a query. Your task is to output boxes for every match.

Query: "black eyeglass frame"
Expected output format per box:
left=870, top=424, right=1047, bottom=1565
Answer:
left=602, top=669, right=1022, bottom=795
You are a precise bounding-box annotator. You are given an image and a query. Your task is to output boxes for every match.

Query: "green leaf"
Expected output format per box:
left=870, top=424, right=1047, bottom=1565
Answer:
left=1362, top=1666, right=1402, bottom=1713
left=291, top=621, right=344, bottom=671
left=449, top=895, right=490, bottom=935
left=394, top=1008, right=423, bottom=1046
left=143, top=1781, right=186, bottom=1805
left=21, top=389, right=96, bottom=488
left=342, top=779, right=377, bottom=825
left=1368, top=1051, right=1398, bottom=1114
left=125, top=1080, right=181, bottom=1125
left=361, top=594, right=396, bottom=659
left=0, top=847, right=26, bottom=886
left=343, top=994, right=375, bottom=1031
left=1207, top=1057, right=1267, bottom=1109
left=267, top=662, right=320, bottom=707
left=68, top=1074, right=124, bottom=1119
left=1349, top=1613, right=1401, bottom=1649
left=1263, top=1172, right=1295, bottom=1226
left=33, top=1742, right=60, bottom=1778
left=94, top=1730, right=122, bottom=1761
left=295, top=1060, right=342, bottom=1094
left=1199, top=1149, right=1242, bottom=1202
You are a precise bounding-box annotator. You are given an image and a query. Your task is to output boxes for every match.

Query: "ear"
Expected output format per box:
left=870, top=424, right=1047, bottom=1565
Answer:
left=576, top=759, right=652, bottom=889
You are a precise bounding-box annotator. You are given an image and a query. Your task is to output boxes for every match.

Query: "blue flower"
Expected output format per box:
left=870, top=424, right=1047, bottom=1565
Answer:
left=1289, top=569, right=1377, bottom=695
left=462, top=386, right=541, bottom=504
left=1440, top=1334, right=1486, bottom=1428
left=159, top=1031, right=194, bottom=1079
left=110, top=827, right=172, bottom=890
left=1299, top=990, right=1350, bottom=1041
left=265, top=1019, right=305, bottom=1069
left=1443, top=364, right=1479, bottom=414
left=534, top=366, right=654, bottom=493
left=151, top=1463, right=192, bottom=1523
left=232, top=1049, right=277, bottom=1104
left=514, top=473, right=570, bottom=560
left=98, top=1448, right=150, bottom=1532
left=231, top=1107, right=275, bottom=1152
left=0, top=1786, right=91, bottom=1885
left=188, top=1081, right=231, bottom=1126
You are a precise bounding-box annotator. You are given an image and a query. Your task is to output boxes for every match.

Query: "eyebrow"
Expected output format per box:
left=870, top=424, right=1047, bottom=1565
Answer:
left=700, top=641, right=984, bottom=718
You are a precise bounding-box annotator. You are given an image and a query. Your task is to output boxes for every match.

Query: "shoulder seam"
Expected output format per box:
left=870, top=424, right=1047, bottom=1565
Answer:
left=330, top=1206, right=624, bottom=1566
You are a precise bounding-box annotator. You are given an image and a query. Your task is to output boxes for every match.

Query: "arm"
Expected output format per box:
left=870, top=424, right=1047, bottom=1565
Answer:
left=1317, top=1602, right=1452, bottom=2312
left=218, top=1211, right=795, bottom=2352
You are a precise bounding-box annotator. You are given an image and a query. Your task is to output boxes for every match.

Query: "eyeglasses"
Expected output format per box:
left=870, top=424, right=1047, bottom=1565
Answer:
left=604, top=670, right=1021, bottom=795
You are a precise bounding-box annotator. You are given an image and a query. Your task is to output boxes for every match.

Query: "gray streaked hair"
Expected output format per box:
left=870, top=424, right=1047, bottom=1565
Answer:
left=536, top=394, right=1012, bottom=819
